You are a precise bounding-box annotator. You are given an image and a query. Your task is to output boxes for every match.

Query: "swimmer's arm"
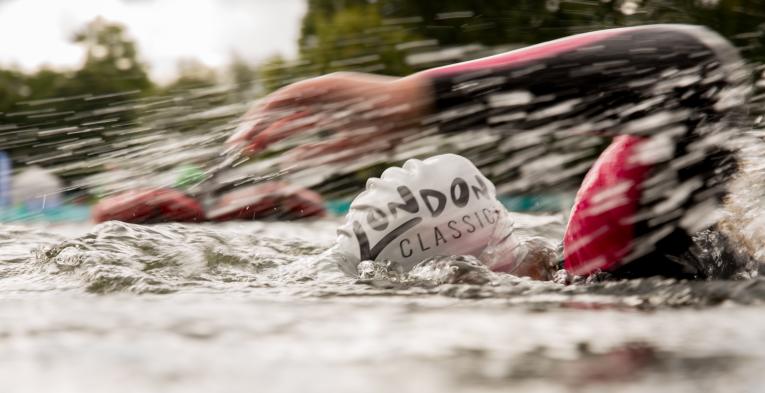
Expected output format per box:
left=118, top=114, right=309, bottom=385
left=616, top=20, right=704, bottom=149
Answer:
left=229, top=25, right=742, bottom=151
left=413, top=24, right=743, bottom=135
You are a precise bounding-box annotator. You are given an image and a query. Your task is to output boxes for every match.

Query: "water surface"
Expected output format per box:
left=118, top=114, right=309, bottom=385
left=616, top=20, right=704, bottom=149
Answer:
left=3, top=215, right=765, bottom=393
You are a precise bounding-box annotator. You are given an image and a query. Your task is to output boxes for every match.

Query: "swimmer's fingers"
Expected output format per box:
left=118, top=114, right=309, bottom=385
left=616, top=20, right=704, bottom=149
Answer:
left=226, top=101, right=270, bottom=145
left=244, top=111, right=323, bottom=154
left=260, top=78, right=343, bottom=111
left=226, top=72, right=408, bottom=153
left=226, top=76, right=357, bottom=148
left=240, top=97, right=389, bottom=155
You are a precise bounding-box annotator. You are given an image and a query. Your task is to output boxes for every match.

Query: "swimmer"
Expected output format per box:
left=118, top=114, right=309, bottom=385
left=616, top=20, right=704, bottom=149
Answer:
left=228, top=24, right=753, bottom=280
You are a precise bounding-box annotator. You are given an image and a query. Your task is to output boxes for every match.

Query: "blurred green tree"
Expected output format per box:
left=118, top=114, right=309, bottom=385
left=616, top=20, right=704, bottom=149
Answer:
left=0, top=18, right=157, bottom=181
left=251, top=0, right=429, bottom=95
left=257, top=55, right=304, bottom=94
left=164, top=58, right=218, bottom=92
left=301, top=4, right=420, bottom=76
left=227, top=53, right=259, bottom=99
left=62, top=17, right=153, bottom=97
left=0, top=69, right=28, bottom=114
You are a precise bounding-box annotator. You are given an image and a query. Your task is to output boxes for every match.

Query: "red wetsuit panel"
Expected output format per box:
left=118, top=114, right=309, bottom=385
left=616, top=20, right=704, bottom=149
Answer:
left=563, top=135, right=651, bottom=275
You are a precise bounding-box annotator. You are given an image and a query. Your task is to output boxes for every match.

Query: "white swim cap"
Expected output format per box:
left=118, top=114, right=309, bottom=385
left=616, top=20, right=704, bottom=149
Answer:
left=335, top=154, right=504, bottom=274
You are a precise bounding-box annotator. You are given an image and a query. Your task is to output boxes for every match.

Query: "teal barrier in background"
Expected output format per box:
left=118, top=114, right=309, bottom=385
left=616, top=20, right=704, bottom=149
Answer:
left=0, top=205, right=91, bottom=223
left=0, top=194, right=574, bottom=222
left=499, top=194, right=574, bottom=213
left=325, top=200, right=352, bottom=216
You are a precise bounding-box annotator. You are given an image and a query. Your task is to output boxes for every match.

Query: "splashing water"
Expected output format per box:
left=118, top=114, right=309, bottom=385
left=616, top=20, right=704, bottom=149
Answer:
left=4, top=5, right=765, bottom=392
left=4, top=215, right=765, bottom=393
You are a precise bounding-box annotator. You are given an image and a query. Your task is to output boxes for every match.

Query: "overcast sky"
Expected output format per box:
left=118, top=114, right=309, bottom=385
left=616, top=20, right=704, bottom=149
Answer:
left=0, top=0, right=306, bottom=82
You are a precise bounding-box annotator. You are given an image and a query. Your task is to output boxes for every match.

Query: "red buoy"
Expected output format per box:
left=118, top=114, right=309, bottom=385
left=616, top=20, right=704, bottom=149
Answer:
left=92, top=188, right=205, bottom=224
left=207, top=181, right=325, bottom=221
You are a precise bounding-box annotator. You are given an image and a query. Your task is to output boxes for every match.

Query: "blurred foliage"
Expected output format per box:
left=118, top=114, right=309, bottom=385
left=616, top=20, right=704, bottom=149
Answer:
left=301, top=5, right=421, bottom=75
left=0, top=18, right=152, bottom=115
left=164, top=58, right=218, bottom=92
left=68, top=18, right=153, bottom=97
left=227, top=54, right=260, bottom=98
left=257, top=55, right=302, bottom=94
left=0, top=18, right=155, bottom=174
left=0, top=18, right=242, bottom=182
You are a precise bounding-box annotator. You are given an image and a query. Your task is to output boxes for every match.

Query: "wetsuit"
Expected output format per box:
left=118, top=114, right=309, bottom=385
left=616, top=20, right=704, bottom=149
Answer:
left=420, top=24, right=750, bottom=279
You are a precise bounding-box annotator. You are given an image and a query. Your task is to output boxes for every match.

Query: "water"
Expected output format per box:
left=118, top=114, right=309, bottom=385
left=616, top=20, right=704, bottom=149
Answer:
left=3, top=3, right=765, bottom=392
left=3, top=214, right=765, bottom=393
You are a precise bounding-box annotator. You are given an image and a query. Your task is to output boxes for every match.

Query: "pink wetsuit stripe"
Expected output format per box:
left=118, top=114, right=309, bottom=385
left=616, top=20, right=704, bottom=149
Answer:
left=423, top=28, right=626, bottom=77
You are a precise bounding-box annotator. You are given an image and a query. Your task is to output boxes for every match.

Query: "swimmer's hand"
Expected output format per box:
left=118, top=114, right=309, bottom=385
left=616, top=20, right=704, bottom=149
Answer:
left=226, top=72, right=432, bottom=158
